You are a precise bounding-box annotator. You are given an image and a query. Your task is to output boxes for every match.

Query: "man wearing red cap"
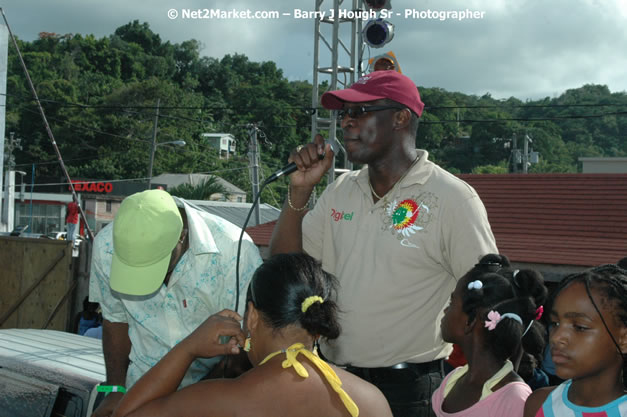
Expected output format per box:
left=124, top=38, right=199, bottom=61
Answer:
left=270, top=71, right=497, bottom=416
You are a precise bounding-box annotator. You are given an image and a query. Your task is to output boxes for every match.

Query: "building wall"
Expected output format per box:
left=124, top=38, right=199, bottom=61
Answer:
left=202, top=133, right=236, bottom=159
left=85, top=197, right=123, bottom=234
left=14, top=201, right=64, bottom=235
left=209, top=192, right=246, bottom=203
left=580, top=158, right=627, bottom=173
left=13, top=193, right=72, bottom=236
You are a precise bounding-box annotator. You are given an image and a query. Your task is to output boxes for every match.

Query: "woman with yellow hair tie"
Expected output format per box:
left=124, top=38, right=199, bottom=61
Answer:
left=113, top=253, right=392, bottom=417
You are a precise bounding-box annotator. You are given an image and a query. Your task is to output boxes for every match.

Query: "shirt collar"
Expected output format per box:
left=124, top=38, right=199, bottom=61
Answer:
left=399, top=150, right=433, bottom=187
left=351, top=149, right=434, bottom=191
left=174, top=197, right=219, bottom=255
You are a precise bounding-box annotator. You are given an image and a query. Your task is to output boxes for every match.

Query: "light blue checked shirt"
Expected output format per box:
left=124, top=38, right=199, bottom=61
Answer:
left=89, top=198, right=262, bottom=388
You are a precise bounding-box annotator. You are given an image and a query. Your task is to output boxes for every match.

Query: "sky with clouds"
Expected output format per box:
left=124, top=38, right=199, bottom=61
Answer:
left=3, top=0, right=627, bottom=100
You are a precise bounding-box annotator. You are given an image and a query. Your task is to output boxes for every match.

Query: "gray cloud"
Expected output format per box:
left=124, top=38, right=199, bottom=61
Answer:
left=3, top=0, right=626, bottom=100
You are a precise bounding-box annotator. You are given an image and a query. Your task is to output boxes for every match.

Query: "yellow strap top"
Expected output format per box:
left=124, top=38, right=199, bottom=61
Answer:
left=259, top=343, right=359, bottom=417
left=443, top=359, right=514, bottom=401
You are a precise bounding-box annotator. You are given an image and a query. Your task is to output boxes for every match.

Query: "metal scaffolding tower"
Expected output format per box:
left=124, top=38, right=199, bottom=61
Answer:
left=311, top=0, right=365, bottom=183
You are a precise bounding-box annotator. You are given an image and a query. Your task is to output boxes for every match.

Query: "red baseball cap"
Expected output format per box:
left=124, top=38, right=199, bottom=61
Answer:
left=321, top=70, right=424, bottom=117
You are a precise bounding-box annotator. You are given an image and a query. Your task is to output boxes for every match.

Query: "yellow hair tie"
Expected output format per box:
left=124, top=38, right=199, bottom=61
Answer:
left=301, top=296, right=324, bottom=313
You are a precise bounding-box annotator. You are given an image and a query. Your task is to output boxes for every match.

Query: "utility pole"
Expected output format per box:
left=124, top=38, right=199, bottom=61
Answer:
left=522, top=133, right=529, bottom=174
left=147, top=98, right=160, bottom=189
left=247, top=124, right=261, bottom=226
left=511, top=133, right=519, bottom=173
left=0, top=22, right=8, bottom=231
left=1, top=132, right=21, bottom=230
left=510, top=132, right=538, bottom=174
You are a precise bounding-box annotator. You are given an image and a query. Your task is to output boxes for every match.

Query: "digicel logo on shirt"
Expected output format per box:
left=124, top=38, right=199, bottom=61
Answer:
left=331, top=208, right=354, bottom=222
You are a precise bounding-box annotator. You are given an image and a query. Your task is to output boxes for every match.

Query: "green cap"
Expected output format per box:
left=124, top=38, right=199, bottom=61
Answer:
left=110, top=190, right=183, bottom=296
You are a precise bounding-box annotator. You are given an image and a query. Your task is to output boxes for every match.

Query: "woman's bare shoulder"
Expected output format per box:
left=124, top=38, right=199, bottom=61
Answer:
left=181, top=365, right=291, bottom=416
left=333, top=366, right=393, bottom=417
left=199, top=359, right=393, bottom=417
left=239, top=359, right=393, bottom=417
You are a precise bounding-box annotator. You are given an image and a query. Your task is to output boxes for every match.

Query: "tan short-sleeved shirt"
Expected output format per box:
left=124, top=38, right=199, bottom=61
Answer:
left=302, top=150, right=497, bottom=367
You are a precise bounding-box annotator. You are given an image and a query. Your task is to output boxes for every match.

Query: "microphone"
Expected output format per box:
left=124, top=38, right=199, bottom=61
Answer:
left=264, top=152, right=325, bottom=185
left=264, top=162, right=298, bottom=184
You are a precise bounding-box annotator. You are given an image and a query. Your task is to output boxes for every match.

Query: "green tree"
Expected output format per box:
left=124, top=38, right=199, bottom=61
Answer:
left=7, top=21, right=627, bottom=208
left=472, top=162, right=509, bottom=174
left=168, top=176, right=229, bottom=200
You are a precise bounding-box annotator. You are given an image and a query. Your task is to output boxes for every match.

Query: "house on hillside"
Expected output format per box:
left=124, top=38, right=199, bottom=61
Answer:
left=201, top=133, right=236, bottom=159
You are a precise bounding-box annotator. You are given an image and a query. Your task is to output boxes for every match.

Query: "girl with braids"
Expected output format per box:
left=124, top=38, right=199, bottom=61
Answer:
left=113, top=253, right=392, bottom=417
left=432, top=254, right=548, bottom=417
left=524, top=264, right=627, bottom=417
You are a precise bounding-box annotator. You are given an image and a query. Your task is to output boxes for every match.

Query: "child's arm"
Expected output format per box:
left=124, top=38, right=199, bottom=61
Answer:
left=523, top=387, right=553, bottom=417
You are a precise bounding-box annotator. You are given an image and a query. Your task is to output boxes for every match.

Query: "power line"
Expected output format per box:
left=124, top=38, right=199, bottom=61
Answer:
left=425, top=103, right=627, bottom=110
left=12, top=145, right=224, bottom=170
left=21, top=107, right=152, bottom=144
left=0, top=91, right=316, bottom=112
left=19, top=107, right=233, bottom=155
left=13, top=94, right=627, bottom=129
left=10, top=132, right=242, bottom=169
left=4, top=90, right=627, bottom=111
left=420, top=110, right=627, bottom=124
left=15, top=98, right=305, bottom=141
left=12, top=155, right=102, bottom=167
left=21, top=166, right=250, bottom=187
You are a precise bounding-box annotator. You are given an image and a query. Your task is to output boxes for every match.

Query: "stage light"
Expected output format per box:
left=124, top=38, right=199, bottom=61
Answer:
left=364, top=0, right=392, bottom=10
left=363, top=19, right=394, bottom=48
left=368, top=51, right=401, bottom=73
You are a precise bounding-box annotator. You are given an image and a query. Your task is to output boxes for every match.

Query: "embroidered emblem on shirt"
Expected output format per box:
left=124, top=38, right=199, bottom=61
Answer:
left=381, top=192, right=439, bottom=242
left=389, top=199, right=422, bottom=237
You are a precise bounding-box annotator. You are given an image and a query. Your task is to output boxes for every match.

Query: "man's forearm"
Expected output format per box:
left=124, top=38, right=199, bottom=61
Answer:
left=269, top=186, right=313, bottom=255
left=112, top=342, right=194, bottom=417
left=102, top=320, right=131, bottom=385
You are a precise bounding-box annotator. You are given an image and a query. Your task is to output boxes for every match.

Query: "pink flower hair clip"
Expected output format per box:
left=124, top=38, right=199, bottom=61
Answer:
left=535, top=305, right=544, bottom=321
left=484, top=310, right=523, bottom=331
left=484, top=310, right=501, bottom=330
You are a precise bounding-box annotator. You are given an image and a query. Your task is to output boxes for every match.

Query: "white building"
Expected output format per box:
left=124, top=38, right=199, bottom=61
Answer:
left=201, top=133, right=236, bottom=159
left=579, top=157, right=627, bottom=173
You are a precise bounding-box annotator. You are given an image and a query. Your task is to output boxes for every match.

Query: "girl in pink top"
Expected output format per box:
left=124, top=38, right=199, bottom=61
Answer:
left=524, top=265, right=627, bottom=417
left=433, top=254, right=547, bottom=417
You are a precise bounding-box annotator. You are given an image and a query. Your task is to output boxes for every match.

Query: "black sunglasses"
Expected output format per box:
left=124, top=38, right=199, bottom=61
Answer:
left=337, top=105, right=406, bottom=120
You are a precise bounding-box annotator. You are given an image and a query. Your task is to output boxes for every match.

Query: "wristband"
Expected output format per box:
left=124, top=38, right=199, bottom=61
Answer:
left=97, top=385, right=127, bottom=395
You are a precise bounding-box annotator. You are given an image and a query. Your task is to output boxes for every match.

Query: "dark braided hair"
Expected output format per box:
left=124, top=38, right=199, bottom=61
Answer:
left=461, top=254, right=548, bottom=362
left=552, top=264, right=627, bottom=387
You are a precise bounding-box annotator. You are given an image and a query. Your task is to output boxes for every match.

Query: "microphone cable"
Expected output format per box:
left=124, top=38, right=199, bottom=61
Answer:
left=234, top=179, right=270, bottom=313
